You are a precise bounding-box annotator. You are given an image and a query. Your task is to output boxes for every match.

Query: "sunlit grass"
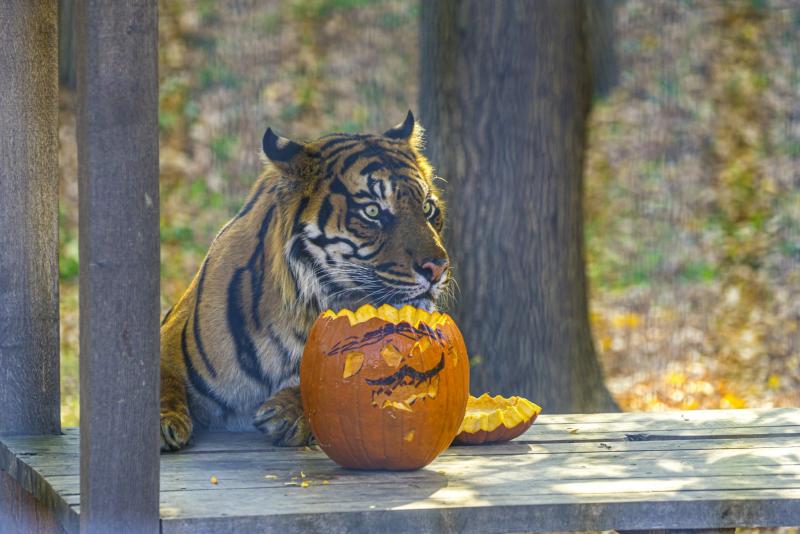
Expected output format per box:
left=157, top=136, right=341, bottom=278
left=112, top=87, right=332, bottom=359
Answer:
left=60, top=281, right=79, bottom=427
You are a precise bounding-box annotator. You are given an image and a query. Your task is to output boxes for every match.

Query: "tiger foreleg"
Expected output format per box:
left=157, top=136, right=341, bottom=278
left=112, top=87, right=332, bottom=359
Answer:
left=254, top=385, right=315, bottom=446
left=160, top=359, right=193, bottom=452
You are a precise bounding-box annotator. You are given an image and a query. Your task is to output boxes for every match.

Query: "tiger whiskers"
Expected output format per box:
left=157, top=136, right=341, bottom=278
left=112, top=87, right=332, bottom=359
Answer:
left=309, top=260, right=385, bottom=310
left=436, top=273, right=458, bottom=312
left=300, top=256, right=446, bottom=313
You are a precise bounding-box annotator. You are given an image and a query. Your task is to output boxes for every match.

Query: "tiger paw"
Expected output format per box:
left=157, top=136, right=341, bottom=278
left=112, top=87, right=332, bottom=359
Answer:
left=254, top=386, right=314, bottom=447
left=160, top=410, right=193, bottom=452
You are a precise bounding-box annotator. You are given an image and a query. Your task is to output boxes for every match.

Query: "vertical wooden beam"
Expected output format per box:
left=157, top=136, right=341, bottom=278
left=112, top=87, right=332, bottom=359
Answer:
left=0, top=2, right=61, bottom=527
left=0, top=1, right=61, bottom=436
left=76, top=2, right=160, bottom=533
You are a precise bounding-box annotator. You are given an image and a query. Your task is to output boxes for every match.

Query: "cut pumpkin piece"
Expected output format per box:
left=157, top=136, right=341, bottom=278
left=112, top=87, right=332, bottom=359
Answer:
left=453, top=393, right=541, bottom=445
left=342, top=351, right=365, bottom=378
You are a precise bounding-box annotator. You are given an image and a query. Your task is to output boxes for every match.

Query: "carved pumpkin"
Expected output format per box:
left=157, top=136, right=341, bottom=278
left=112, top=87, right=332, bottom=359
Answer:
left=453, top=393, right=541, bottom=445
left=301, top=304, right=469, bottom=470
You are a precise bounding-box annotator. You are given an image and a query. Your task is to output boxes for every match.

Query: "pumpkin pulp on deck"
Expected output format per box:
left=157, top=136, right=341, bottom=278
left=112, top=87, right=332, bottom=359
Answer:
left=453, top=393, right=541, bottom=445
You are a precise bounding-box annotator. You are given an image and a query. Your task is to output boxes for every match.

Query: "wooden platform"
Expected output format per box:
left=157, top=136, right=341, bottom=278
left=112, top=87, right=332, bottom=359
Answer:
left=3, top=408, right=800, bottom=533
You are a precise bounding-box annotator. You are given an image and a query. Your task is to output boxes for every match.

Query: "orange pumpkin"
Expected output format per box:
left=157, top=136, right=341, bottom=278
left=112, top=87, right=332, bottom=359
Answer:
left=453, top=393, right=541, bottom=445
left=301, top=304, right=469, bottom=470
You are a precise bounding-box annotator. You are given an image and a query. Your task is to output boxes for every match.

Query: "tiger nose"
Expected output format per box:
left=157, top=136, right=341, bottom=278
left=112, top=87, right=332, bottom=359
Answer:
left=417, top=258, right=450, bottom=284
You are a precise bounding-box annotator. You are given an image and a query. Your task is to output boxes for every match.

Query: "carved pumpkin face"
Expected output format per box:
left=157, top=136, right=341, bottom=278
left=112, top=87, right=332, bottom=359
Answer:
left=301, top=304, right=469, bottom=470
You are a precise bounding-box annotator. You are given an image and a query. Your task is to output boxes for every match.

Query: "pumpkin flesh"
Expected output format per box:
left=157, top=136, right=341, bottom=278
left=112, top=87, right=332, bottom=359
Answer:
left=301, top=304, right=470, bottom=470
left=453, top=393, right=541, bottom=445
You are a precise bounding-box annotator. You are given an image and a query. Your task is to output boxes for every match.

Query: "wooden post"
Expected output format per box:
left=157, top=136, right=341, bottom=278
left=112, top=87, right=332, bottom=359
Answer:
left=0, top=0, right=60, bottom=434
left=76, top=2, right=160, bottom=533
left=0, top=0, right=61, bottom=436
left=0, top=2, right=61, bottom=530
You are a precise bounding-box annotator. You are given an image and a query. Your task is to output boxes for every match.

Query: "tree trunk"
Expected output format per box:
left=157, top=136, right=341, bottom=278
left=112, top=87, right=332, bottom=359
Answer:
left=419, top=0, right=617, bottom=412
left=58, top=0, right=76, bottom=89
left=586, top=0, right=619, bottom=98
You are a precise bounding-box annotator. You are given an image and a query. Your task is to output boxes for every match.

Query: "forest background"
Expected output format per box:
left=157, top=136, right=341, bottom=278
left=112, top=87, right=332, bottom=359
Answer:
left=55, top=0, right=800, bottom=425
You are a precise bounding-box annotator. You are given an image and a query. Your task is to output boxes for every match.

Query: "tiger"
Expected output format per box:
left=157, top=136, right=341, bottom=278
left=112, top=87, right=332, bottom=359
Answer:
left=159, top=112, right=452, bottom=450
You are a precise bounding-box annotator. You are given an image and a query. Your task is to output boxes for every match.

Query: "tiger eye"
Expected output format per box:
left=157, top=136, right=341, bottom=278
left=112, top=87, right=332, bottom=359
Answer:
left=423, top=200, right=434, bottom=217
left=364, top=204, right=381, bottom=219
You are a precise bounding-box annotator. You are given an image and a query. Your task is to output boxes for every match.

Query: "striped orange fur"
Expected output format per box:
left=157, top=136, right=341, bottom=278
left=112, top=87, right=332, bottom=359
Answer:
left=159, top=113, right=452, bottom=450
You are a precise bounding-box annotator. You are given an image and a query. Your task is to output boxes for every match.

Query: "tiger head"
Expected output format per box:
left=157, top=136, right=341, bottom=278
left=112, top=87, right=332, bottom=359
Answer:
left=263, top=112, right=450, bottom=313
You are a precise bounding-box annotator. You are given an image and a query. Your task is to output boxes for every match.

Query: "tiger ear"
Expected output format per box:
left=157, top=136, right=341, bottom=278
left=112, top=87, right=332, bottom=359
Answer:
left=383, top=110, right=415, bottom=141
left=262, top=127, right=306, bottom=170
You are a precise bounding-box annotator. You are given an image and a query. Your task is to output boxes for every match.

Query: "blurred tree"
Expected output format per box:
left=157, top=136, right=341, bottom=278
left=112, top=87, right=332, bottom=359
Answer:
left=586, top=0, right=619, bottom=98
left=58, top=0, right=75, bottom=89
left=420, top=0, right=617, bottom=412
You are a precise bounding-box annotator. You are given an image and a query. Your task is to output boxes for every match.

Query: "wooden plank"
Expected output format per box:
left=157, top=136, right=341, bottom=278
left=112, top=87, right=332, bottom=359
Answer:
left=36, top=454, right=800, bottom=500
left=160, top=489, right=800, bottom=533
left=9, top=432, right=800, bottom=472
left=20, top=437, right=800, bottom=489
left=5, top=424, right=800, bottom=469
left=54, top=481, right=800, bottom=525
left=530, top=416, right=800, bottom=436
left=160, top=408, right=800, bottom=449
left=0, top=449, right=80, bottom=533
left=181, top=426, right=800, bottom=453
left=5, top=409, right=798, bottom=455
left=55, top=483, right=800, bottom=517
left=153, top=487, right=800, bottom=533
left=537, top=407, right=800, bottom=425
left=525, top=426, right=800, bottom=444
left=0, top=469, right=66, bottom=534
left=22, top=424, right=790, bottom=450
left=75, top=1, right=160, bottom=533
left=0, top=0, right=61, bottom=436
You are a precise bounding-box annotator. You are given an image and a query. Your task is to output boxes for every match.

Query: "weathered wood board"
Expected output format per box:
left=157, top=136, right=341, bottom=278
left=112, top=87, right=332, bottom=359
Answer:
left=75, top=1, right=161, bottom=533
left=3, top=409, right=800, bottom=533
left=0, top=0, right=61, bottom=438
